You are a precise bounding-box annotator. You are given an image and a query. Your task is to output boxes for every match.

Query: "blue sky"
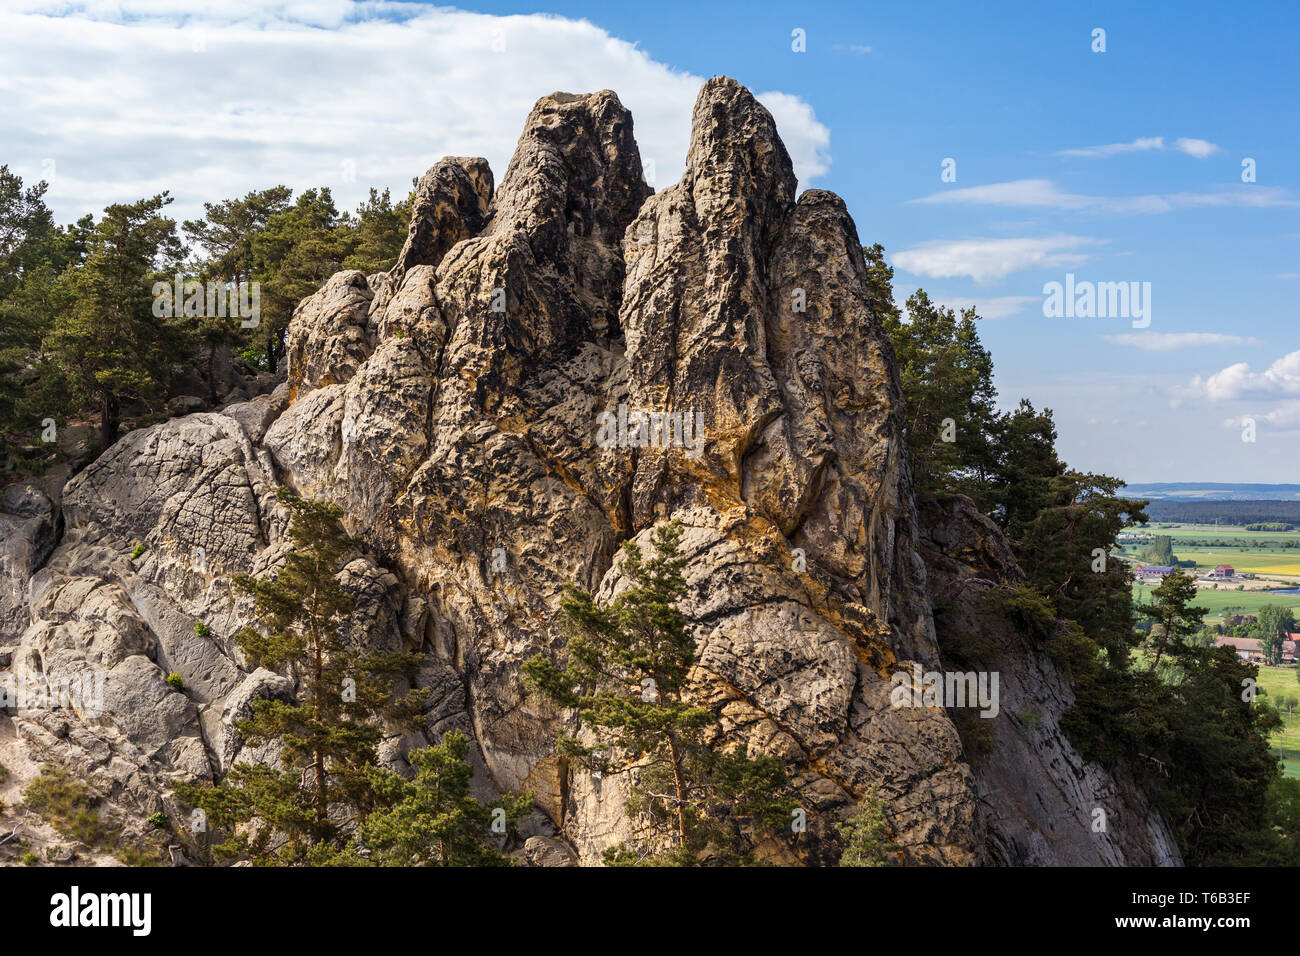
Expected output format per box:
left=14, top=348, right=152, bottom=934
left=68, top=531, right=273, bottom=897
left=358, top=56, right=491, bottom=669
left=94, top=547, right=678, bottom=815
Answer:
left=5, top=1, right=1298, bottom=482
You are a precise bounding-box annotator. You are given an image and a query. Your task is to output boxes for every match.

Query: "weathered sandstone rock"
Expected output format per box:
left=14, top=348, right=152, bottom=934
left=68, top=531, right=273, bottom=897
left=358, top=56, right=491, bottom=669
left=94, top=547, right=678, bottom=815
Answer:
left=0, top=76, right=1179, bottom=868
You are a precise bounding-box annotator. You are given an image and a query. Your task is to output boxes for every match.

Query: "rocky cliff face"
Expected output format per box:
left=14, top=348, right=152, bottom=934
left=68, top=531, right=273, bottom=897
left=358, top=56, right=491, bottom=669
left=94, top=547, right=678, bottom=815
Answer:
left=916, top=495, right=1181, bottom=865
left=0, top=76, right=1179, bottom=866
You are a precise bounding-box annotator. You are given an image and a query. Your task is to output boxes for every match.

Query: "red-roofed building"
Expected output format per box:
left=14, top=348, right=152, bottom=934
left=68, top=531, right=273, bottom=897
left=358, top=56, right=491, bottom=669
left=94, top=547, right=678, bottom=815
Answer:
left=1209, top=565, right=1235, bottom=579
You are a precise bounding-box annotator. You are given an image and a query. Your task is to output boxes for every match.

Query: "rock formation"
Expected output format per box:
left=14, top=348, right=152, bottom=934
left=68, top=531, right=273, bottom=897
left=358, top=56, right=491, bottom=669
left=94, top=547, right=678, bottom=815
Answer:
left=0, top=76, right=1180, bottom=866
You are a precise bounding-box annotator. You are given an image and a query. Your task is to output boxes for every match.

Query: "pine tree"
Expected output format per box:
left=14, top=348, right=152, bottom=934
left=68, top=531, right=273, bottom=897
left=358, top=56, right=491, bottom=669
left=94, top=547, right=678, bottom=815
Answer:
left=878, top=287, right=999, bottom=496
left=0, top=165, right=56, bottom=299
left=986, top=399, right=1064, bottom=534
left=43, top=193, right=184, bottom=450
left=359, top=730, right=530, bottom=866
left=183, top=185, right=293, bottom=387
left=836, top=787, right=899, bottom=867
left=1013, top=470, right=1148, bottom=666
left=524, top=521, right=796, bottom=865
left=1, top=167, right=89, bottom=462
left=1137, top=569, right=1207, bottom=673
left=175, top=488, right=426, bottom=864
left=184, top=186, right=293, bottom=291
left=250, top=188, right=349, bottom=372
left=342, top=187, right=411, bottom=274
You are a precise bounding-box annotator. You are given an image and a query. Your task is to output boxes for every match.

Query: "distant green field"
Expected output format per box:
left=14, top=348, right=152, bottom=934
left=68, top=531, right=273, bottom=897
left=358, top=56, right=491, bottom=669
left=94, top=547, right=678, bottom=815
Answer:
left=1122, top=521, right=1300, bottom=577
left=1249, top=666, right=1300, bottom=775
left=1130, top=583, right=1300, bottom=619
left=1143, top=522, right=1300, bottom=545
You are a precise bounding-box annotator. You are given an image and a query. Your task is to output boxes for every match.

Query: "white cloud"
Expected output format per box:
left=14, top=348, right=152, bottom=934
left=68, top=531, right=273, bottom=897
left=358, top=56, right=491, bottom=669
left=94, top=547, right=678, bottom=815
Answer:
left=1263, top=402, right=1300, bottom=430
left=912, top=179, right=1090, bottom=209
left=891, top=235, right=1104, bottom=282
left=1, top=2, right=831, bottom=224
left=1217, top=401, right=1300, bottom=434
left=754, top=91, right=831, bottom=181
left=1102, top=332, right=1261, bottom=351
left=1173, top=137, right=1219, bottom=158
left=1056, top=137, right=1165, bottom=158
left=1054, top=136, right=1220, bottom=159
left=1184, top=350, right=1300, bottom=402
left=910, top=178, right=1299, bottom=215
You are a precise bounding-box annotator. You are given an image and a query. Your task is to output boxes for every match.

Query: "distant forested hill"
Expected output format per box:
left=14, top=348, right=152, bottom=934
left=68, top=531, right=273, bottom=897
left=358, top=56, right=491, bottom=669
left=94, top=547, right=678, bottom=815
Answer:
left=1141, top=500, right=1300, bottom=525
left=1123, top=483, right=1300, bottom=502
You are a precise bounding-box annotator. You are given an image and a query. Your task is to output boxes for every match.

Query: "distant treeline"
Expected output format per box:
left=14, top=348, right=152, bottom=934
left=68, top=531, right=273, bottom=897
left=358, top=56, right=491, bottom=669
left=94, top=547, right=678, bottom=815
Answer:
left=1124, top=482, right=1300, bottom=500
left=1143, top=500, right=1300, bottom=526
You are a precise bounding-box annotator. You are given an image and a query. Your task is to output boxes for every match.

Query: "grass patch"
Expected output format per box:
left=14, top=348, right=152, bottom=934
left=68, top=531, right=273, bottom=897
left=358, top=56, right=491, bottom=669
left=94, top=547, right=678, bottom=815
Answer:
left=22, top=764, right=106, bottom=846
left=115, top=844, right=165, bottom=867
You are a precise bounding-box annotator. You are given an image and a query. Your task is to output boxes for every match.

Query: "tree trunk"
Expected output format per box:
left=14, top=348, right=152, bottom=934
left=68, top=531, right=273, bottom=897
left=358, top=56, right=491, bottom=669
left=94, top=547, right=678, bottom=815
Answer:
left=99, top=390, right=120, bottom=451
left=667, top=732, right=689, bottom=848
left=311, top=619, right=327, bottom=827
left=207, top=341, right=218, bottom=406
left=1148, top=629, right=1165, bottom=674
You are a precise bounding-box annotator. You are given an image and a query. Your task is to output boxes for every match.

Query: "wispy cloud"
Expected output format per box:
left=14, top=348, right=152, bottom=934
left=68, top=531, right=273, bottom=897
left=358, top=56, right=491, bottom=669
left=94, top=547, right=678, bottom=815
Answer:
left=2, top=1, right=832, bottom=223
left=1262, top=402, right=1300, bottom=430
left=1056, top=137, right=1165, bottom=158
left=910, top=178, right=1298, bottom=214
left=1055, top=136, right=1220, bottom=159
left=923, top=295, right=1039, bottom=319
left=892, top=235, right=1105, bottom=282
left=1215, top=400, right=1300, bottom=434
left=1103, top=332, right=1261, bottom=351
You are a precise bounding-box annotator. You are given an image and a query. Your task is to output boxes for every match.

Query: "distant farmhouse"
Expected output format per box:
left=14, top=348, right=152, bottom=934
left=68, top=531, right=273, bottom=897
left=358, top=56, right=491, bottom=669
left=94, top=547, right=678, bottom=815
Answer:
left=1133, top=565, right=1175, bottom=581
left=1214, top=635, right=1299, bottom=665
left=1131, top=564, right=1234, bottom=583
left=1118, top=532, right=1156, bottom=543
